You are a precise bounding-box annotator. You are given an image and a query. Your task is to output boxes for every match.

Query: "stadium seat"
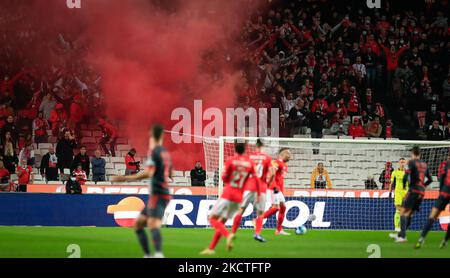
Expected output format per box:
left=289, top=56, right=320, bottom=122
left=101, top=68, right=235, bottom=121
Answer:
left=48, top=181, right=63, bottom=185
left=116, top=144, right=132, bottom=151
left=96, top=182, right=112, bottom=186
left=114, top=164, right=126, bottom=170
left=81, top=130, right=92, bottom=137
left=33, top=181, right=47, bottom=185
left=110, top=157, right=124, bottom=163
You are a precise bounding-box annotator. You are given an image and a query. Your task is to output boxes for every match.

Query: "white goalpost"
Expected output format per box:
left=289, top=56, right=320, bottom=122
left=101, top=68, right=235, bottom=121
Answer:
left=202, top=137, right=450, bottom=231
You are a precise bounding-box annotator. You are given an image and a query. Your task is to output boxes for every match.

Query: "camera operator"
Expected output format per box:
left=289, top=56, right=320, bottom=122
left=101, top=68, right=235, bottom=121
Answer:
left=65, top=173, right=82, bottom=195
left=190, top=161, right=206, bottom=186
left=125, top=148, right=140, bottom=176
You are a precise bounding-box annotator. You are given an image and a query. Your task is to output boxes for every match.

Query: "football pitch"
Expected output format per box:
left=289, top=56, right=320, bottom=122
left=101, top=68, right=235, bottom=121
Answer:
left=0, top=226, right=449, bottom=258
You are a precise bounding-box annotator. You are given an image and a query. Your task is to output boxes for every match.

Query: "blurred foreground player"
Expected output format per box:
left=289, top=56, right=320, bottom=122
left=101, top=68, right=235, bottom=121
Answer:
left=231, top=139, right=273, bottom=243
left=112, top=125, right=172, bottom=258
left=393, top=146, right=432, bottom=243
left=259, top=148, right=292, bottom=236
left=201, top=142, right=256, bottom=255
left=415, top=154, right=450, bottom=249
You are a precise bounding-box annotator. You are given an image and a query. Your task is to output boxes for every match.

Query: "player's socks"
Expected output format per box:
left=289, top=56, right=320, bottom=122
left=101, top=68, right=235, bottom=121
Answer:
left=209, top=230, right=221, bottom=250
left=398, top=215, right=409, bottom=239
left=135, top=229, right=150, bottom=256
left=263, top=207, right=278, bottom=219
left=394, top=211, right=401, bottom=231
left=210, top=218, right=229, bottom=237
left=406, top=216, right=412, bottom=229
left=232, top=213, right=243, bottom=234
left=276, top=206, right=286, bottom=232
left=151, top=228, right=163, bottom=253
left=420, top=218, right=435, bottom=239
left=255, top=216, right=263, bottom=235
left=443, top=227, right=450, bottom=245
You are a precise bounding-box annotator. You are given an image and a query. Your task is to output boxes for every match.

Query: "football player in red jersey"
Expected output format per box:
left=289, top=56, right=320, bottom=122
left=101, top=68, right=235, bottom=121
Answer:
left=258, top=148, right=291, bottom=235
left=231, top=139, right=274, bottom=243
left=201, top=142, right=257, bottom=255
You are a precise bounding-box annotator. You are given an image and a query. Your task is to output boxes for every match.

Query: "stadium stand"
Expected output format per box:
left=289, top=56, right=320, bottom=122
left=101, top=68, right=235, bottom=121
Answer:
left=0, top=0, right=448, bottom=190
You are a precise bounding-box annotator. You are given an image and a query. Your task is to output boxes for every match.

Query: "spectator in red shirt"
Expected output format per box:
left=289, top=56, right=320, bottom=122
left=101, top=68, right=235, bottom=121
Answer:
left=49, top=103, right=68, bottom=137
left=0, top=104, right=8, bottom=129
left=0, top=71, right=24, bottom=99
left=125, top=148, right=140, bottom=176
left=347, top=88, right=360, bottom=117
left=98, top=118, right=118, bottom=157
left=72, top=164, right=87, bottom=185
left=379, top=41, right=410, bottom=94
left=348, top=118, right=366, bottom=138
left=311, top=94, right=328, bottom=116
left=0, top=161, right=10, bottom=192
left=16, top=159, right=33, bottom=192
left=18, top=141, right=35, bottom=167
left=69, top=95, right=84, bottom=138
left=33, top=111, right=49, bottom=145
left=385, top=119, right=393, bottom=138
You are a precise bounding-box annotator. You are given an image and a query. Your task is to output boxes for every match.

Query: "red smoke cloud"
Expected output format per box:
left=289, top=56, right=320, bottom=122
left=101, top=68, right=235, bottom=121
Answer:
left=22, top=0, right=259, bottom=169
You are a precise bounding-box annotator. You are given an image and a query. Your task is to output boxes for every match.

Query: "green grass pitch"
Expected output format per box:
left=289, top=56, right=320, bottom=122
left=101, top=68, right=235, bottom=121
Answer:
left=0, top=226, right=449, bottom=258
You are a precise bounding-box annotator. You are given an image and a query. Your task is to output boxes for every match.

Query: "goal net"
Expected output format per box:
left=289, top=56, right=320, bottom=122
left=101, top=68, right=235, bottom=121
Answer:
left=202, top=137, right=450, bottom=231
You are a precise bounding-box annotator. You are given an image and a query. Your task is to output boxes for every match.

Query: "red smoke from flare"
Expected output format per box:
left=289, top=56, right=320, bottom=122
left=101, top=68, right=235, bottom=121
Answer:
left=26, top=0, right=256, bottom=169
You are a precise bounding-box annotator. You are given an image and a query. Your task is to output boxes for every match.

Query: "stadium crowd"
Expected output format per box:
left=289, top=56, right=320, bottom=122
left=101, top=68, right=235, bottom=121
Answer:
left=0, top=1, right=114, bottom=187
left=0, top=0, right=448, bottom=189
left=237, top=0, right=449, bottom=140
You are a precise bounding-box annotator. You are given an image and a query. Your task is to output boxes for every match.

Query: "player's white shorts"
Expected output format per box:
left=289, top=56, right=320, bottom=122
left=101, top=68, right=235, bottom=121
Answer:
left=210, top=198, right=240, bottom=219
left=240, top=191, right=266, bottom=212
left=268, top=190, right=286, bottom=205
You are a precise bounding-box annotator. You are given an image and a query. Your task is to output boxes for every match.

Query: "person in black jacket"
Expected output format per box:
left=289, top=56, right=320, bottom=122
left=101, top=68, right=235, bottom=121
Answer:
left=1, top=115, right=18, bottom=146
left=379, top=162, right=394, bottom=190
left=72, top=146, right=90, bottom=177
left=287, top=99, right=308, bottom=137
left=190, top=161, right=206, bottom=186
left=427, top=120, right=444, bottom=141
left=0, top=131, right=18, bottom=174
left=65, top=174, right=82, bottom=194
left=309, top=110, right=324, bottom=155
left=365, top=176, right=378, bottom=189
left=40, top=146, right=59, bottom=181
left=56, top=130, right=77, bottom=173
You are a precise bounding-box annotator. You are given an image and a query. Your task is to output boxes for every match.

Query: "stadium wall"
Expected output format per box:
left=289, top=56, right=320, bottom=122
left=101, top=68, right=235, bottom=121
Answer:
left=0, top=193, right=446, bottom=231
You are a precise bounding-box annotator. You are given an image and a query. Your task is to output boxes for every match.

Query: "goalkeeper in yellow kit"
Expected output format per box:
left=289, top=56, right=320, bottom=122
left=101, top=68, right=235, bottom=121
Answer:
left=388, top=158, right=408, bottom=237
